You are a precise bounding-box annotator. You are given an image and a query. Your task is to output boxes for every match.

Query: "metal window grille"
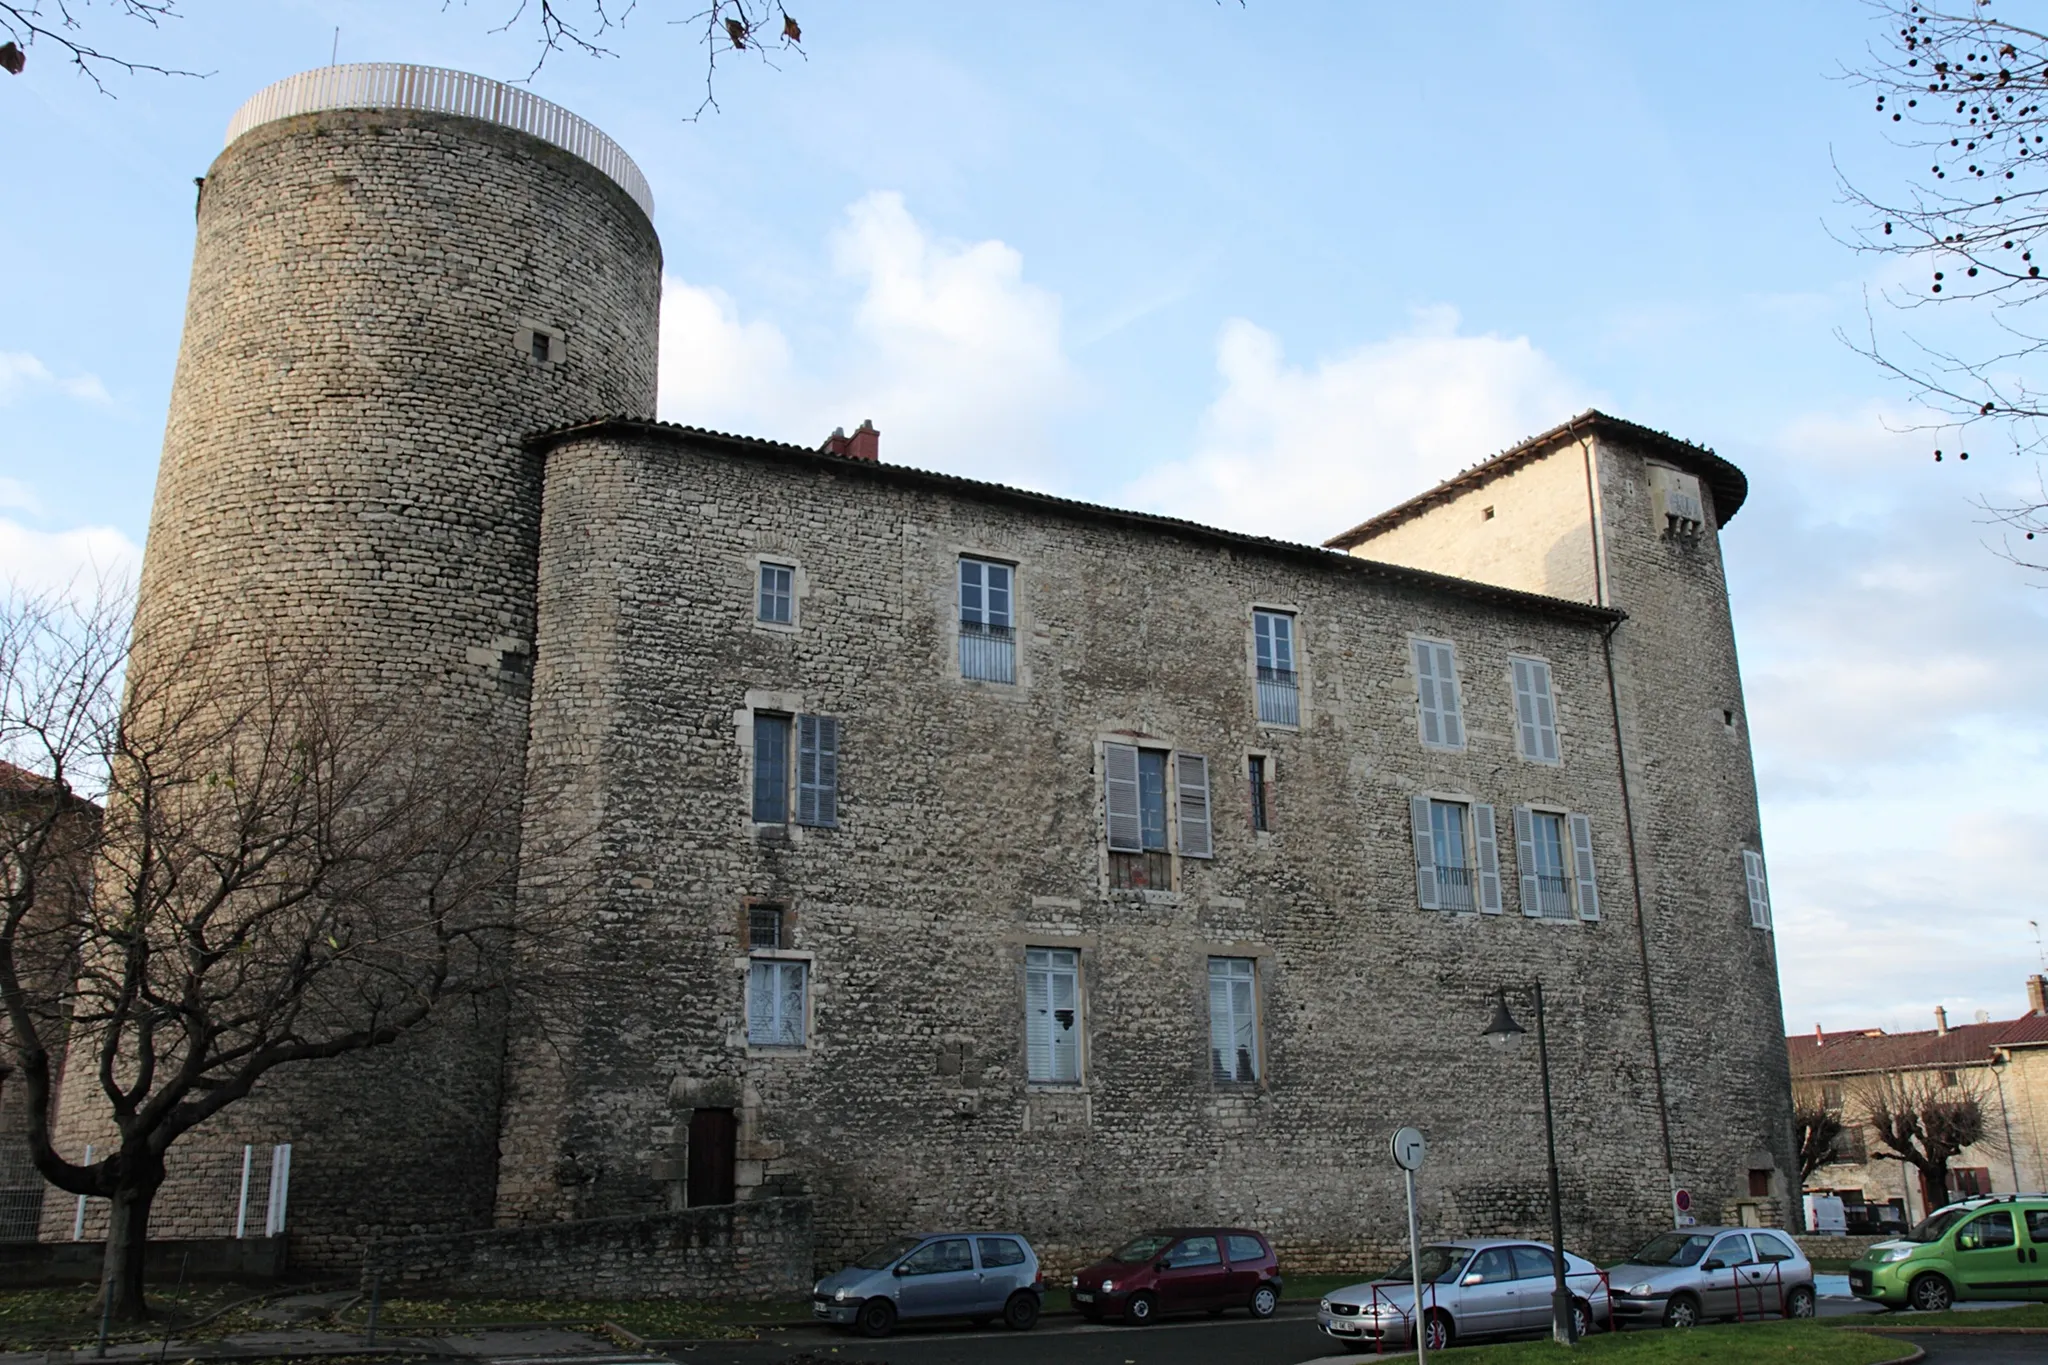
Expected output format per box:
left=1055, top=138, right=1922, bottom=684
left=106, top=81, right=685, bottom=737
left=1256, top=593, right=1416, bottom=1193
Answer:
left=1255, top=665, right=1300, bottom=726
left=1530, top=812, right=1573, bottom=917
left=1248, top=756, right=1269, bottom=831
left=0, top=1139, right=43, bottom=1242
left=1254, top=612, right=1299, bottom=724
left=748, top=906, right=784, bottom=950
left=958, top=620, right=1016, bottom=683
left=1109, top=849, right=1174, bottom=890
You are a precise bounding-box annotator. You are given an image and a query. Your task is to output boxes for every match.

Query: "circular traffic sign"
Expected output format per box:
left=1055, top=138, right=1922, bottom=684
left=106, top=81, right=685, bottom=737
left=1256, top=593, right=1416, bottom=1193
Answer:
left=1390, top=1126, right=1426, bottom=1171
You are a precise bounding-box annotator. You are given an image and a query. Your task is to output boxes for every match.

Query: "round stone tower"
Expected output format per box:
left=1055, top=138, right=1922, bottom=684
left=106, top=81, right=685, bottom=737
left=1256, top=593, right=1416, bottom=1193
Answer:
left=87, top=65, right=661, bottom=1262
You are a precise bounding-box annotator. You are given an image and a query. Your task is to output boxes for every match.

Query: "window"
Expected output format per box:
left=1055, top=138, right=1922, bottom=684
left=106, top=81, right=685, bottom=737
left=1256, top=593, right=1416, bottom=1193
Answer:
left=1514, top=808, right=1600, bottom=920
left=1708, top=1235, right=1755, bottom=1267
left=1409, top=796, right=1502, bottom=913
left=1248, top=756, right=1270, bottom=832
left=1025, top=947, right=1081, bottom=1083
left=1753, top=1232, right=1798, bottom=1264
left=1253, top=610, right=1299, bottom=725
left=2025, top=1209, right=2048, bottom=1244
left=746, top=958, right=807, bottom=1047
left=1747, top=1169, right=1773, bottom=1198
left=958, top=557, right=1015, bottom=683
left=752, top=714, right=791, bottom=823
left=1208, top=957, right=1259, bottom=1083
left=1412, top=638, right=1465, bottom=749
left=1225, top=1234, right=1266, bottom=1263
left=757, top=562, right=794, bottom=625
left=1957, top=1212, right=2016, bottom=1252
left=1167, top=1235, right=1221, bottom=1268
left=900, top=1238, right=975, bottom=1275
left=1939, top=1069, right=1959, bottom=1089
left=1104, top=742, right=1211, bottom=889
left=1509, top=656, right=1561, bottom=763
left=1509, top=1246, right=1557, bottom=1281
left=1743, top=849, right=1773, bottom=929
left=1821, top=1082, right=1844, bottom=1112
left=977, top=1238, right=1027, bottom=1268
left=748, top=905, right=785, bottom=950
left=751, top=712, right=839, bottom=827
left=1467, top=1248, right=1515, bottom=1283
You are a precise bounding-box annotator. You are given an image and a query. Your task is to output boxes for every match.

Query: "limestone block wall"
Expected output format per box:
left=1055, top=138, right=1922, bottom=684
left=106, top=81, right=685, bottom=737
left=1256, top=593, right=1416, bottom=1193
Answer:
left=498, top=425, right=1777, bottom=1274
left=56, top=101, right=662, bottom=1267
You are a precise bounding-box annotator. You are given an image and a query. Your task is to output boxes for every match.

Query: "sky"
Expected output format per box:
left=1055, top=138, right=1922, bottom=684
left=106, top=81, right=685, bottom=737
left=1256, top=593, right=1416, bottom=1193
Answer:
left=6, top=0, right=2048, bottom=1037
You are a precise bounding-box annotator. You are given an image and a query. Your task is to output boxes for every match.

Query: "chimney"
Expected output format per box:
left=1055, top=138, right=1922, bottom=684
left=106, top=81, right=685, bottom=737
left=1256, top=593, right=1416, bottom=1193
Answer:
left=822, top=419, right=880, bottom=462
left=1934, top=1006, right=1949, bottom=1036
left=2029, top=974, right=2047, bottom=1016
left=1814, top=1023, right=1824, bottom=1047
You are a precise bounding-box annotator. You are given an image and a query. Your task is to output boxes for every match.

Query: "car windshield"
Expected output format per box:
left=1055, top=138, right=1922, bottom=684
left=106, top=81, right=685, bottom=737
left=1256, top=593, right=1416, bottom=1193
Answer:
left=852, top=1236, right=925, bottom=1269
left=1112, top=1234, right=1178, bottom=1264
left=1629, top=1233, right=1715, bottom=1267
left=1378, top=1245, right=1468, bottom=1284
left=1906, top=1208, right=1972, bottom=1243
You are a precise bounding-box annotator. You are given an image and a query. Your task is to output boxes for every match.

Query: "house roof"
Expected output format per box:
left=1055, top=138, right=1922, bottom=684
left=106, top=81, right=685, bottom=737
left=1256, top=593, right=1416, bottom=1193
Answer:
left=525, top=416, right=1630, bottom=629
left=1789, top=1010, right=2048, bottom=1076
left=0, top=760, right=100, bottom=817
left=1321, top=409, right=1750, bottom=551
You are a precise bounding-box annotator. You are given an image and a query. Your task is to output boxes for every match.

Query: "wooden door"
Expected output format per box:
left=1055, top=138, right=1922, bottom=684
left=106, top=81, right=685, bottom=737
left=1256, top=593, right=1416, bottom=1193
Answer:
left=686, top=1108, right=737, bottom=1207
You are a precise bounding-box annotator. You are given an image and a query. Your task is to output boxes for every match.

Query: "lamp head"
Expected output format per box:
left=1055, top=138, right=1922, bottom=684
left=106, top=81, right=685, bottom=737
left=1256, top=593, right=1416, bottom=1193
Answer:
left=1483, top=988, right=1526, bottom=1049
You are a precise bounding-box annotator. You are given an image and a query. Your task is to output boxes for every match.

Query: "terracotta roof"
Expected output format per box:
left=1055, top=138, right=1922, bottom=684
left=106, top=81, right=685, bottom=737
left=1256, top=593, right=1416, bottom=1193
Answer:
left=525, top=416, right=1629, bottom=629
left=0, top=760, right=100, bottom=815
left=1995, top=1013, right=2048, bottom=1048
left=1321, top=409, right=1750, bottom=551
left=1789, top=1013, right=2048, bottom=1075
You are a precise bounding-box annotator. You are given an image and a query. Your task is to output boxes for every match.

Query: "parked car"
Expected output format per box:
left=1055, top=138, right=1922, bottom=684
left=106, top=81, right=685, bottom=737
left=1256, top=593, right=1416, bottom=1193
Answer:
left=1847, top=1194, right=2048, bottom=1311
left=1069, top=1228, right=1283, bottom=1324
left=812, top=1232, right=1045, bottom=1337
left=1607, top=1227, right=1815, bottom=1327
left=1316, top=1239, right=1609, bottom=1352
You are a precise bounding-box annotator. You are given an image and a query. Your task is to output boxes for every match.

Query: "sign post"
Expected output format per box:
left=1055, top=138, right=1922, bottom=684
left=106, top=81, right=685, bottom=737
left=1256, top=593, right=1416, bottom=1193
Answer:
left=1390, top=1126, right=1428, bottom=1364
left=1674, top=1187, right=1695, bottom=1229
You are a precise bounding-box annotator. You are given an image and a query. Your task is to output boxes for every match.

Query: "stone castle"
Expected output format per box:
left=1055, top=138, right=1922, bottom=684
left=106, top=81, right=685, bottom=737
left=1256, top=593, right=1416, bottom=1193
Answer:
left=46, top=64, right=1796, bottom=1279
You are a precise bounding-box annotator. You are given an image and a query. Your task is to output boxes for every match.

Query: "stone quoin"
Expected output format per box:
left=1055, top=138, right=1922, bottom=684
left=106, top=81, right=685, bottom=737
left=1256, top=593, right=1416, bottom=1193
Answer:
left=44, top=64, right=1795, bottom=1284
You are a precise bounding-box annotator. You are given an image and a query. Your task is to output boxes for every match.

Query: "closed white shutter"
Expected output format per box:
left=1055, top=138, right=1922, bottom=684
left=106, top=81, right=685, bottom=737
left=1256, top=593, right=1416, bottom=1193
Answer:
left=1531, top=662, right=1559, bottom=762
left=1514, top=805, right=1541, bottom=917
left=1473, top=803, right=1503, bottom=914
left=1176, top=753, right=1213, bottom=859
left=1208, top=965, right=1233, bottom=1082
left=1410, top=795, right=1440, bottom=910
left=1048, top=953, right=1079, bottom=1082
left=796, top=715, right=839, bottom=827
left=1413, top=641, right=1443, bottom=747
left=1104, top=743, right=1142, bottom=852
left=1744, top=849, right=1772, bottom=929
left=1569, top=812, right=1601, bottom=921
left=1024, top=954, right=1052, bottom=1080
left=1434, top=643, right=1464, bottom=747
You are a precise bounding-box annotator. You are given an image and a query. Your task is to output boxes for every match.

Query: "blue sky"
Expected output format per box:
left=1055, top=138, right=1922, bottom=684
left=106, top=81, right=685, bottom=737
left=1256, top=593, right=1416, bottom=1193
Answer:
left=7, top=0, right=2047, bottom=1035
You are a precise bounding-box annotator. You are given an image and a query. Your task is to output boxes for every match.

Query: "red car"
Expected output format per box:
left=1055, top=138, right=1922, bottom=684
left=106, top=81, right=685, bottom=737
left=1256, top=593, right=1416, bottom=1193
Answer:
left=1070, top=1227, right=1283, bottom=1324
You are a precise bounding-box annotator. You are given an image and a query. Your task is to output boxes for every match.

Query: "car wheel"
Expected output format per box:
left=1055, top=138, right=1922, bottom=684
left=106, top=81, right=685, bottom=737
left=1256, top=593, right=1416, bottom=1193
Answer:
left=1422, top=1310, right=1453, bottom=1352
left=1249, top=1283, right=1279, bottom=1319
left=1571, top=1298, right=1594, bottom=1338
left=857, top=1298, right=897, bottom=1338
left=1124, top=1291, right=1158, bottom=1325
left=1909, top=1273, right=1954, bottom=1313
left=1785, top=1286, right=1816, bottom=1320
left=1003, top=1292, right=1040, bottom=1331
left=1662, top=1293, right=1701, bottom=1329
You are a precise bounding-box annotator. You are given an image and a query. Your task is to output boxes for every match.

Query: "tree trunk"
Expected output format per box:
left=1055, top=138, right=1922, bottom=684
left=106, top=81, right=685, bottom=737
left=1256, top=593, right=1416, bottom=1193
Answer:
left=99, top=1159, right=163, bottom=1323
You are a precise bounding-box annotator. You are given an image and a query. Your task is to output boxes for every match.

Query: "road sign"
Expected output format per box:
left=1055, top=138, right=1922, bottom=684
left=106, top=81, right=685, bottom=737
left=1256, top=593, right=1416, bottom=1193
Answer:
left=1390, top=1126, right=1426, bottom=1171
left=1674, top=1188, right=1692, bottom=1213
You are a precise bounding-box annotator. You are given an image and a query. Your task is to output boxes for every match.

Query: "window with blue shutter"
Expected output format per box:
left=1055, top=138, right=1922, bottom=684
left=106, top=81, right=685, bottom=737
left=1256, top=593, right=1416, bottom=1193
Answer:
left=1473, top=803, right=1503, bottom=914
left=1516, top=808, right=1573, bottom=918
left=1207, top=957, right=1259, bottom=1083
left=1413, top=638, right=1465, bottom=749
left=1569, top=812, right=1601, bottom=921
left=1410, top=795, right=1441, bottom=910
left=1510, top=656, right=1561, bottom=763
left=1176, top=754, right=1213, bottom=858
left=1104, top=743, right=1142, bottom=853
left=796, top=715, right=839, bottom=828
left=1025, top=947, right=1081, bottom=1083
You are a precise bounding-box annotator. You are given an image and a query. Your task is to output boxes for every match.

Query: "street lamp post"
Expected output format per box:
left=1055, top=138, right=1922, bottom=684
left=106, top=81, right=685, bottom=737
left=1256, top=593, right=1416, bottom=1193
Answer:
left=1484, top=983, right=1577, bottom=1346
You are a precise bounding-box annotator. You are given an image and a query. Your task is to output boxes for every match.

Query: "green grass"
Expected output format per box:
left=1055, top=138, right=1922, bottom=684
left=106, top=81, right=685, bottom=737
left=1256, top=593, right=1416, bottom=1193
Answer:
left=1445, top=1320, right=1914, bottom=1363
left=0, top=1282, right=280, bottom=1350
left=341, top=1294, right=797, bottom=1340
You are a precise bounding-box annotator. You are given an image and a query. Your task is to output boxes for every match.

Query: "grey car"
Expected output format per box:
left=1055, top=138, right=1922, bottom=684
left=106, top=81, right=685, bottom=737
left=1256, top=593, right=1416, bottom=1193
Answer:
left=1607, top=1227, right=1816, bottom=1328
left=811, top=1231, right=1044, bottom=1337
left=1317, top=1239, right=1610, bottom=1352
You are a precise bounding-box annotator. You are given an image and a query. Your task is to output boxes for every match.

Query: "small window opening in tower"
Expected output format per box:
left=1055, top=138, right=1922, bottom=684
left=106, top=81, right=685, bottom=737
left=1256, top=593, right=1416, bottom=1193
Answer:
left=532, top=331, right=552, bottom=363
left=1482, top=506, right=1495, bottom=521
left=1723, top=708, right=1736, bottom=728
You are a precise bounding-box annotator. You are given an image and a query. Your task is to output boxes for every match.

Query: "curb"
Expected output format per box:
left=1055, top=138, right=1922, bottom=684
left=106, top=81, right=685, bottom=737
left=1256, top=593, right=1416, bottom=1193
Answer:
left=1850, top=1325, right=2048, bottom=1335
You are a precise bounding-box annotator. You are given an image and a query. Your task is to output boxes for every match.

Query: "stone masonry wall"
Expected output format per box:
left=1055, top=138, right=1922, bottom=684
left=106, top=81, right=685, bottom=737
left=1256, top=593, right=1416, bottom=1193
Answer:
left=59, top=103, right=662, bottom=1268
left=501, top=425, right=1726, bottom=1276
left=368, top=1200, right=812, bottom=1300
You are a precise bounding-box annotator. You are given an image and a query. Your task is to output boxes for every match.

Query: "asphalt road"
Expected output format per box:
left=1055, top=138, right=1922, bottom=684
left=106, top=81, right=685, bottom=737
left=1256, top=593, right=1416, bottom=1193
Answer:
left=1898, top=1336, right=2048, bottom=1365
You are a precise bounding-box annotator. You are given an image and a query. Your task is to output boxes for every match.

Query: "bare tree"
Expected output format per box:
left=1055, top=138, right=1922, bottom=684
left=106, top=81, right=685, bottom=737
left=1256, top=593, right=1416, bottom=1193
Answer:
left=1794, top=1082, right=1848, bottom=1183
left=1855, top=1066, right=2002, bottom=1203
left=0, top=586, right=587, bottom=1321
left=1, top=0, right=804, bottom=118
left=1841, top=1, right=2048, bottom=562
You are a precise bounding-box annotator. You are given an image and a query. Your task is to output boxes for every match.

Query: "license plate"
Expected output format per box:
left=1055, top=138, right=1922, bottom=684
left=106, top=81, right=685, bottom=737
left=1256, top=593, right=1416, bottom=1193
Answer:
left=1074, top=1292, right=1094, bottom=1303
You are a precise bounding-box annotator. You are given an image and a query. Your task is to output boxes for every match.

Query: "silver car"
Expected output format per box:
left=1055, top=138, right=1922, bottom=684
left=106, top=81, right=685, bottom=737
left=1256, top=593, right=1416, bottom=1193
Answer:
left=1607, top=1226, right=1816, bottom=1328
left=1317, top=1239, right=1610, bottom=1352
left=811, top=1231, right=1044, bottom=1337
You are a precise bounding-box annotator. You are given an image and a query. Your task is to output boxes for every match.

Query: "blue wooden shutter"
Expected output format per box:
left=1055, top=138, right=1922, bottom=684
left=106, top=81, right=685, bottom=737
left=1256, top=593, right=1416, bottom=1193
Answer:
left=1433, top=642, right=1464, bottom=747
left=1104, top=743, right=1142, bottom=852
left=1474, top=803, right=1503, bottom=914
left=1413, top=641, right=1443, bottom=746
left=796, top=715, right=839, bottom=827
left=1410, top=795, right=1440, bottom=910
left=1569, top=812, right=1601, bottom=921
left=1176, top=753, right=1213, bottom=859
left=1514, top=805, right=1541, bottom=917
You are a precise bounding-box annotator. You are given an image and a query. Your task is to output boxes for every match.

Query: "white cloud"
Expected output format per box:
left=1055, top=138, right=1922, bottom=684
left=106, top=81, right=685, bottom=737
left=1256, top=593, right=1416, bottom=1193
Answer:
left=1123, top=306, right=1590, bottom=544
left=0, top=519, right=141, bottom=604
left=0, top=351, right=111, bottom=406
left=657, top=192, right=1076, bottom=486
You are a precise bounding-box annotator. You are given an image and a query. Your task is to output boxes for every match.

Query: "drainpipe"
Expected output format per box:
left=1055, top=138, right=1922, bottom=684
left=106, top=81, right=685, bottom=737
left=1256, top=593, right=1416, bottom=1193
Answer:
left=1992, top=1053, right=2021, bottom=1193
left=1582, top=437, right=1678, bottom=1197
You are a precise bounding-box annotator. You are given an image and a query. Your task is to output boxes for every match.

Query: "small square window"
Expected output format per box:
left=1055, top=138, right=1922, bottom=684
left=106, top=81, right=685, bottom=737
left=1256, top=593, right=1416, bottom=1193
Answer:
left=531, top=331, right=552, bottom=363
left=758, top=563, right=794, bottom=625
left=748, top=905, right=785, bottom=951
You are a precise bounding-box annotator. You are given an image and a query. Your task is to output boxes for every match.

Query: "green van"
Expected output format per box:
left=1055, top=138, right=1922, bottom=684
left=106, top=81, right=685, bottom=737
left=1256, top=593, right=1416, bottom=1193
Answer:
left=1847, top=1196, right=2048, bottom=1310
